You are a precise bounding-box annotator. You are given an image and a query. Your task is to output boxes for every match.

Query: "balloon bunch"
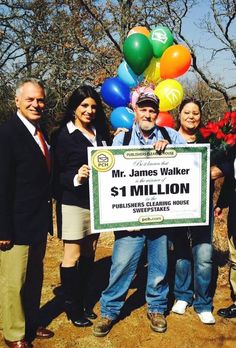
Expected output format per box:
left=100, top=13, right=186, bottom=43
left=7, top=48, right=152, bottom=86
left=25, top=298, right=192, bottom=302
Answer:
left=101, top=25, right=192, bottom=129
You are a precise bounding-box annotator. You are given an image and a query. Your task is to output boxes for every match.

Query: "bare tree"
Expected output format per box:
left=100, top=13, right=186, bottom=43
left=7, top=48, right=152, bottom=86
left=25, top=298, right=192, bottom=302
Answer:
left=0, top=0, right=235, bottom=122
left=163, top=0, right=235, bottom=109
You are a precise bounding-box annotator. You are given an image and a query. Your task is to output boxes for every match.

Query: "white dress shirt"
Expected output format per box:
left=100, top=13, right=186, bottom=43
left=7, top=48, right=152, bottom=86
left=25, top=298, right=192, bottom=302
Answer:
left=17, top=111, right=50, bottom=152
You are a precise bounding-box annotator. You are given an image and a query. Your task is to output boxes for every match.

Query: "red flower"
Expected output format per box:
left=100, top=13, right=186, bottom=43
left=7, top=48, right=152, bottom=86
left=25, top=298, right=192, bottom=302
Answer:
left=198, top=111, right=236, bottom=150
left=217, top=119, right=227, bottom=127
left=223, top=111, right=231, bottom=121
left=199, top=127, right=212, bottom=138
left=231, top=111, right=236, bottom=120
left=208, top=122, right=219, bottom=133
left=224, top=133, right=236, bottom=146
left=216, top=130, right=225, bottom=140
left=231, top=112, right=236, bottom=129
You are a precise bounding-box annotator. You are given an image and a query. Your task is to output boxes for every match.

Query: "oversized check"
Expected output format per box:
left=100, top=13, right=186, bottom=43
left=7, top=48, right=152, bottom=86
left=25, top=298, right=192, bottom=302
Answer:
left=88, top=144, right=210, bottom=233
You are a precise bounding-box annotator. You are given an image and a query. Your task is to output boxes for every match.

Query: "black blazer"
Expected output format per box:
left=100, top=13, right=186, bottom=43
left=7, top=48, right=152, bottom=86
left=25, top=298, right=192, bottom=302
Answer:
left=0, top=115, right=52, bottom=245
left=216, top=146, right=236, bottom=236
left=52, top=125, right=108, bottom=209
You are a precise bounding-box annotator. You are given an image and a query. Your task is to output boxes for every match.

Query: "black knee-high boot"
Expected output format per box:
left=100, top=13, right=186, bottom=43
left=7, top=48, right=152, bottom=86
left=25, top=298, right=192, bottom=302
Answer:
left=60, top=265, right=92, bottom=327
left=77, top=256, right=97, bottom=319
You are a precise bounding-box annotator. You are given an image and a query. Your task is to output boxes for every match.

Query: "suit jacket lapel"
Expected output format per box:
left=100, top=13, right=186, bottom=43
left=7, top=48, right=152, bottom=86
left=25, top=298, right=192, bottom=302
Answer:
left=71, top=128, right=105, bottom=147
left=71, top=128, right=95, bottom=147
left=12, top=115, right=50, bottom=170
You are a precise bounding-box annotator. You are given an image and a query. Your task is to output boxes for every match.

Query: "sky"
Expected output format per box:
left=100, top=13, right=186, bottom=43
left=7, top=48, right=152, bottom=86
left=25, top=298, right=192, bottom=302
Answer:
left=180, top=0, right=236, bottom=95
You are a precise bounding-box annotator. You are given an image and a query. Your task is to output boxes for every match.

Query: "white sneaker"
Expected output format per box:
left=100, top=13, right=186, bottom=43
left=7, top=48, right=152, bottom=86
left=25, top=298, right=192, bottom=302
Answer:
left=172, top=300, right=188, bottom=315
left=198, top=312, right=215, bottom=324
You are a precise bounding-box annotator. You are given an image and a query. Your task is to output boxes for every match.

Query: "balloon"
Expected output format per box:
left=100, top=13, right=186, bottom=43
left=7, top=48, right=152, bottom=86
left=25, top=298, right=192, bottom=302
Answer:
left=101, top=77, right=130, bottom=108
left=123, top=33, right=153, bottom=75
left=149, top=26, right=174, bottom=58
left=128, top=26, right=150, bottom=38
left=144, top=57, right=161, bottom=84
left=110, top=107, right=134, bottom=130
left=160, top=45, right=192, bottom=79
left=118, top=61, right=144, bottom=88
left=154, top=79, right=184, bottom=111
left=156, top=111, right=175, bottom=128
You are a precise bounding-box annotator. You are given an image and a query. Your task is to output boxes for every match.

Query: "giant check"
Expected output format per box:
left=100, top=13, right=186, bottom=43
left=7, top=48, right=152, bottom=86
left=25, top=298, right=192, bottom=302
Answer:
left=88, top=144, right=210, bottom=233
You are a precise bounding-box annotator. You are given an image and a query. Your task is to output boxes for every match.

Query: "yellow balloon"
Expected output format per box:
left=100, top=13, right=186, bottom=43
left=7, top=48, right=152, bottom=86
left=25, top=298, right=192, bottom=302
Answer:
left=144, top=57, right=161, bottom=84
left=154, top=79, right=184, bottom=111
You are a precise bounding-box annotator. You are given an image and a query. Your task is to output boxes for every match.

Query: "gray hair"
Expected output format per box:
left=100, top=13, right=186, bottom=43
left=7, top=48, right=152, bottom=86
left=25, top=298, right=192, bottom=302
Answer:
left=15, top=77, right=46, bottom=97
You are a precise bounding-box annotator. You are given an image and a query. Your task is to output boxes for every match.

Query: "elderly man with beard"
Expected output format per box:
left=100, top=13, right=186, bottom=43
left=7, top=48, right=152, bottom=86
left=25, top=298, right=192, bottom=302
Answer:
left=93, top=91, right=185, bottom=337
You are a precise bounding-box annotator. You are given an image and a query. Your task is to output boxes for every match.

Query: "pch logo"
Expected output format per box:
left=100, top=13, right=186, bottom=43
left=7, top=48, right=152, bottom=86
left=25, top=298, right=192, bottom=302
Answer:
left=92, top=150, right=115, bottom=172
left=152, top=28, right=168, bottom=44
left=97, top=154, right=109, bottom=167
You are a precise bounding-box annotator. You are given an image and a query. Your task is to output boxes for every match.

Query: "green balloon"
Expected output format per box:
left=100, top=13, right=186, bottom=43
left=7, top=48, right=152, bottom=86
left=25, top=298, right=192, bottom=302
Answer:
left=123, top=33, right=153, bottom=75
left=150, top=26, right=174, bottom=58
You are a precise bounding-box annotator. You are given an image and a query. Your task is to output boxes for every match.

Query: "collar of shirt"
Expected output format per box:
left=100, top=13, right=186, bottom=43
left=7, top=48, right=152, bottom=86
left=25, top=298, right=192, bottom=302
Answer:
left=67, top=120, right=78, bottom=134
left=17, top=111, right=36, bottom=136
left=134, top=122, right=159, bottom=145
left=66, top=120, right=95, bottom=135
left=112, top=123, right=186, bottom=146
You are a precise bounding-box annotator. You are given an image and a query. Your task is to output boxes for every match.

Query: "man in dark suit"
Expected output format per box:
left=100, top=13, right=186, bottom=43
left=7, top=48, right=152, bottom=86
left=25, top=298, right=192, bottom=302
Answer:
left=0, top=78, right=54, bottom=347
left=215, top=145, right=236, bottom=318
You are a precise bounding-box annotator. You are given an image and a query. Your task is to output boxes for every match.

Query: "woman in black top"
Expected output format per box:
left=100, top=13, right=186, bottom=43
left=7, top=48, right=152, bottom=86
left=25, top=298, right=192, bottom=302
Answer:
left=53, top=85, right=111, bottom=327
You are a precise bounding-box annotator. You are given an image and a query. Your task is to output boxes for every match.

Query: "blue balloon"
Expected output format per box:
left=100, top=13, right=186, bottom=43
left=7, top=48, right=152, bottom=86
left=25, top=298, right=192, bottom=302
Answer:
left=110, top=107, right=134, bottom=130
left=101, top=77, right=130, bottom=108
left=118, top=61, right=144, bottom=88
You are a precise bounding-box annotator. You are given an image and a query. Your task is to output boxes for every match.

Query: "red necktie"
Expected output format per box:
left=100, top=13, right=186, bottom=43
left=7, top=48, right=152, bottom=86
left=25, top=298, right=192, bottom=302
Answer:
left=36, top=127, right=51, bottom=171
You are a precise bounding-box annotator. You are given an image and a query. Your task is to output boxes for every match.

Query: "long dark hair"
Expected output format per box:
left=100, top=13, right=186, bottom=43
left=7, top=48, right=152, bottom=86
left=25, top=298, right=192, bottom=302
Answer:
left=176, top=97, right=203, bottom=130
left=60, top=85, right=111, bottom=144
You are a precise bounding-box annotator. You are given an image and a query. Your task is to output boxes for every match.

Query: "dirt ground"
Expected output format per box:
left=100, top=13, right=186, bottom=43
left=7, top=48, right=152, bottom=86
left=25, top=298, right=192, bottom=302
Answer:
left=0, top=201, right=235, bottom=348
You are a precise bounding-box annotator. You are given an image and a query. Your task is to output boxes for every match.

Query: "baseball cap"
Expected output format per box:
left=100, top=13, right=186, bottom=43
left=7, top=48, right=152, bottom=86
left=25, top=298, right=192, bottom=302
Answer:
left=136, top=91, right=159, bottom=110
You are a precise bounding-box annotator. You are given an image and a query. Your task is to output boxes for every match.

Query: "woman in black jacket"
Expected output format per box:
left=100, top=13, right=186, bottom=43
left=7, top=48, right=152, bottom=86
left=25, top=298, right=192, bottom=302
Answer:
left=52, top=85, right=111, bottom=327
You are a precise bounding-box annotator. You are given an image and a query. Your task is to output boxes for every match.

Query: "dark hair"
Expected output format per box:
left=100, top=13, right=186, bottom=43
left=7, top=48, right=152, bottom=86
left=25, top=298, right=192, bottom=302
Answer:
left=60, top=85, right=111, bottom=144
left=176, top=97, right=203, bottom=130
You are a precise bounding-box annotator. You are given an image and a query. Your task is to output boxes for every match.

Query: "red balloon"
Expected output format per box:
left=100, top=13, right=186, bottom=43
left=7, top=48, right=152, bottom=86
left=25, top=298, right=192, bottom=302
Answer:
left=160, top=45, right=191, bottom=79
left=156, top=112, right=175, bottom=128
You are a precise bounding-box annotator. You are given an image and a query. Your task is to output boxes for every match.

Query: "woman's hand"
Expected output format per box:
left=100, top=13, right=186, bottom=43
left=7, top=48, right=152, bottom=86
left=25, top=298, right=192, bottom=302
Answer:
left=77, top=164, right=90, bottom=184
left=113, top=127, right=129, bottom=136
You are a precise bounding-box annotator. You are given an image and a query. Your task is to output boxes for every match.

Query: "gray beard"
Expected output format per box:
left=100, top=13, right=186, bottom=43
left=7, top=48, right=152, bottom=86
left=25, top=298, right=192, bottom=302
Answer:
left=139, top=121, right=155, bottom=133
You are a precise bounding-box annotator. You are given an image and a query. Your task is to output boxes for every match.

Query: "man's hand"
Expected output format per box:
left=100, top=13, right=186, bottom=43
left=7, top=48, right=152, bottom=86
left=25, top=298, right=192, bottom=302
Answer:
left=0, top=240, right=12, bottom=251
left=153, top=139, right=169, bottom=152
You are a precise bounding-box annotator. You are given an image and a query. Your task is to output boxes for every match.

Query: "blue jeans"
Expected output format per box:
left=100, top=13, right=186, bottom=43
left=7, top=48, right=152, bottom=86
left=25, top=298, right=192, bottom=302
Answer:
left=173, top=223, right=213, bottom=312
left=100, top=230, right=169, bottom=320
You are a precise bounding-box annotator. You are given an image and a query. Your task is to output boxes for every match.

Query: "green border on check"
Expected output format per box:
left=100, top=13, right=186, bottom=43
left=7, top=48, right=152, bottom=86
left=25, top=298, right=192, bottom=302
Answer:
left=90, top=145, right=209, bottom=231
